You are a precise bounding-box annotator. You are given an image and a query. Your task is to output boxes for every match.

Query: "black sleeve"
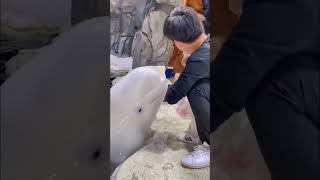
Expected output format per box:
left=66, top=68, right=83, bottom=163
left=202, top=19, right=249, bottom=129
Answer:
left=203, top=0, right=210, bottom=24
left=165, top=57, right=208, bottom=104
left=202, top=0, right=210, bottom=34
left=211, top=0, right=316, bottom=132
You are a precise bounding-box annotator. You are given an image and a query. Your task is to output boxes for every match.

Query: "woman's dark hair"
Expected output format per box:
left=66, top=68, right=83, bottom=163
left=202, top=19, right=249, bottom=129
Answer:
left=163, top=7, right=203, bottom=43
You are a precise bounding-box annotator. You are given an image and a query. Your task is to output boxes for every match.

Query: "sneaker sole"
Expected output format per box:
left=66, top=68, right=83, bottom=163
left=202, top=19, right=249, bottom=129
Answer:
left=181, top=161, right=210, bottom=169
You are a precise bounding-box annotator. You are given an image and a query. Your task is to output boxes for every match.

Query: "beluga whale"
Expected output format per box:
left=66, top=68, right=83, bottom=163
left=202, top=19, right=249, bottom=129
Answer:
left=110, top=66, right=168, bottom=171
left=1, top=16, right=109, bottom=180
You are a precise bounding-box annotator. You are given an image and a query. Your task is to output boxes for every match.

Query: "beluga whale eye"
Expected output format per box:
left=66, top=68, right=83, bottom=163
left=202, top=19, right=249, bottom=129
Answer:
left=137, top=107, right=143, bottom=113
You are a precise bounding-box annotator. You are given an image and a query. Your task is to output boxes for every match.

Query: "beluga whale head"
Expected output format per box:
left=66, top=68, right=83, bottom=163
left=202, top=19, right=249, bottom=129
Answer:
left=110, top=66, right=168, bottom=167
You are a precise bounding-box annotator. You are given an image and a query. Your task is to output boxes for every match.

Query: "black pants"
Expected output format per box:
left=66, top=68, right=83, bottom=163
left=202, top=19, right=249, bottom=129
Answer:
left=246, top=62, right=320, bottom=180
left=188, top=82, right=211, bottom=144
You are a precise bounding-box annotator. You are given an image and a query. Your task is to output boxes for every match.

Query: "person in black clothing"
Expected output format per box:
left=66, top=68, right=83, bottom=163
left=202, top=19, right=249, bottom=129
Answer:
left=163, top=7, right=211, bottom=169
left=212, top=0, right=320, bottom=179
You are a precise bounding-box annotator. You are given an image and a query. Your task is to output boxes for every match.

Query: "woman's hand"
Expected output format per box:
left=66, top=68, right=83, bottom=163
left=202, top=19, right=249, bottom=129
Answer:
left=176, top=98, right=193, bottom=119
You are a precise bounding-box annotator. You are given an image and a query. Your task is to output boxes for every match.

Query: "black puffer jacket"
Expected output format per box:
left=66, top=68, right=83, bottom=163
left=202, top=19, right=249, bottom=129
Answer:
left=164, top=37, right=210, bottom=104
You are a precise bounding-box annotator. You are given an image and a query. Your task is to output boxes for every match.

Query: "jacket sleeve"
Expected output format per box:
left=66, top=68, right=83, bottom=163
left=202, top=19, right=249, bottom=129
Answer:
left=165, top=57, right=208, bottom=104
left=211, top=0, right=316, bottom=132
left=203, top=0, right=210, bottom=25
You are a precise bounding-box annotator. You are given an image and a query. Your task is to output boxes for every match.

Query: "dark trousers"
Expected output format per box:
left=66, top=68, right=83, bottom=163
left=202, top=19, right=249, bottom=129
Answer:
left=188, top=81, right=211, bottom=144
left=245, top=62, right=320, bottom=180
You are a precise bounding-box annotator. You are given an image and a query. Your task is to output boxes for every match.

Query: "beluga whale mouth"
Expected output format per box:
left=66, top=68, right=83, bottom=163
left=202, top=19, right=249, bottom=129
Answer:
left=145, top=78, right=167, bottom=104
left=110, top=66, right=168, bottom=173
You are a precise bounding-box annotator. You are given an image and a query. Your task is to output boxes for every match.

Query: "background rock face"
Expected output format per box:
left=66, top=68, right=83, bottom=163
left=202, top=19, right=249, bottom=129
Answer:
left=155, top=0, right=180, bottom=6
left=110, top=55, right=133, bottom=78
left=131, top=4, right=175, bottom=68
left=110, top=0, right=155, bottom=57
left=111, top=0, right=180, bottom=68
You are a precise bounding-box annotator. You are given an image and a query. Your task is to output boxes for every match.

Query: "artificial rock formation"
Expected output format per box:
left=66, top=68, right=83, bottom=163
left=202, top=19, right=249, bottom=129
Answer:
left=131, top=3, right=175, bottom=68
left=111, top=0, right=180, bottom=68
left=110, top=0, right=155, bottom=57
left=110, top=55, right=133, bottom=78
left=155, top=0, right=180, bottom=6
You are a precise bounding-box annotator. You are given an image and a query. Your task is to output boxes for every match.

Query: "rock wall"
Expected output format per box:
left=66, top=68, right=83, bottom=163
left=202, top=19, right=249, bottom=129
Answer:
left=110, top=0, right=156, bottom=57
left=131, top=3, right=175, bottom=68
left=111, top=0, right=180, bottom=68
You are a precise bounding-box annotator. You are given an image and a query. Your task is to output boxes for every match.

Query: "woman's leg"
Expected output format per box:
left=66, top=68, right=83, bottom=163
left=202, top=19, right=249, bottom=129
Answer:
left=188, top=82, right=211, bottom=144
left=246, top=67, right=320, bottom=180
left=182, top=82, right=211, bottom=168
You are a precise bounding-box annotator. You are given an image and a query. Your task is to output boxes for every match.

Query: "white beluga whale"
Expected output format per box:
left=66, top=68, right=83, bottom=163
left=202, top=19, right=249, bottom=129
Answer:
left=1, top=16, right=109, bottom=180
left=110, top=66, right=168, bottom=169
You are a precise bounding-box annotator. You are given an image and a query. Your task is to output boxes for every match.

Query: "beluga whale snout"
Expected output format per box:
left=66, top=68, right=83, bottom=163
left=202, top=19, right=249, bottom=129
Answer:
left=110, top=66, right=168, bottom=169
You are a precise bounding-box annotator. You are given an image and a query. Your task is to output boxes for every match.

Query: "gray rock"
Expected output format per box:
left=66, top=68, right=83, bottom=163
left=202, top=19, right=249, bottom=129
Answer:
left=131, top=4, right=175, bottom=68
left=110, top=55, right=133, bottom=78
left=155, top=0, right=180, bottom=6
left=110, top=0, right=155, bottom=57
left=110, top=0, right=179, bottom=59
left=131, top=31, right=153, bottom=67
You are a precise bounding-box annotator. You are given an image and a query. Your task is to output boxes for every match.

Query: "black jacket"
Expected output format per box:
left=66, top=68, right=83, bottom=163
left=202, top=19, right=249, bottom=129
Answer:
left=203, top=0, right=210, bottom=34
left=212, top=0, right=320, bottom=132
left=165, top=37, right=210, bottom=104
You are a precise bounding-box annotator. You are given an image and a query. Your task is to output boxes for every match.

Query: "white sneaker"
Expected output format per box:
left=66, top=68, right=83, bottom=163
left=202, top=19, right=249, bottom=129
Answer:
left=177, top=133, right=201, bottom=145
left=181, top=144, right=210, bottom=169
